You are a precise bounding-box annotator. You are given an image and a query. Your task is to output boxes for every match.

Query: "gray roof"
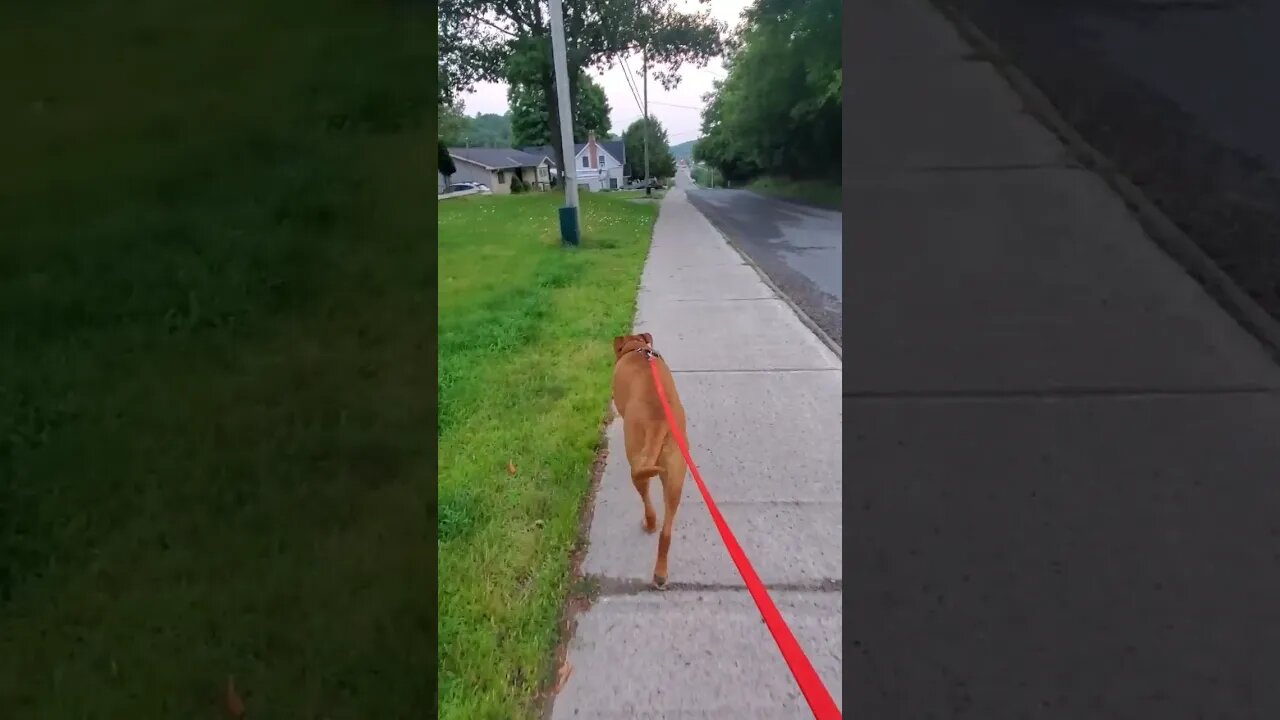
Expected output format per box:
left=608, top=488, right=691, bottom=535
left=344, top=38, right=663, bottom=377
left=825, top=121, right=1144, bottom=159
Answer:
left=522, top=140, right=626, bottom=169
left=448, top=147, right=549, bottom=170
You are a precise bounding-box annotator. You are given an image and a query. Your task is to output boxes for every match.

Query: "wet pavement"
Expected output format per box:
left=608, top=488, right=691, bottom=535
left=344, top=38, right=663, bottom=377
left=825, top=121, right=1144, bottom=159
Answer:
left=942, top=0, right=1280, bottom=323
left=685, top=182, right=842, bottom=347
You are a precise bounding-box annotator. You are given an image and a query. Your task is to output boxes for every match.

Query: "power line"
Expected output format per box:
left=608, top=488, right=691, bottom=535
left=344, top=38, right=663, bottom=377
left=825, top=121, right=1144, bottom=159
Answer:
left=617, top=54, right=645, bottom=115
left=649, top=100, right=703, bottom=111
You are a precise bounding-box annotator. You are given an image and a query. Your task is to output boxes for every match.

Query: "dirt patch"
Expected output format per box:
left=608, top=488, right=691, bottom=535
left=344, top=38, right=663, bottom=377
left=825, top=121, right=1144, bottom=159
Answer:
left=534, top=403, right=612, bottom=720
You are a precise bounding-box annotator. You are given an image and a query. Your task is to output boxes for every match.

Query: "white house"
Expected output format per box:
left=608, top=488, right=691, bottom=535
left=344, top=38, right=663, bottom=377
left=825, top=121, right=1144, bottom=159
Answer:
left=522, top=132, right=627, bottom=192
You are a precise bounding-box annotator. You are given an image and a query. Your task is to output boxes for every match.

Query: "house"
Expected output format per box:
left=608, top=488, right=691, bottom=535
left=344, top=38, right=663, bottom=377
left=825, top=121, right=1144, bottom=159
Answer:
left=439, top=147, right=553, bottom=195
left=522, top=131, right=627, bottom=192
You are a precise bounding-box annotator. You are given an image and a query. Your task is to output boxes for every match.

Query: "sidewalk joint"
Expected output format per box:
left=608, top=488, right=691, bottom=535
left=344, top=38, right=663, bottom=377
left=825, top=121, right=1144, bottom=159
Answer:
left=671, top=367, right=840, bottom=374
left=660, top=296, right=779, bottom=302
left=843, top=385, right=1280, bottom=401
left=846, top=161, right=1078, bottom=174
left=590, top=576, right=842, bottom=597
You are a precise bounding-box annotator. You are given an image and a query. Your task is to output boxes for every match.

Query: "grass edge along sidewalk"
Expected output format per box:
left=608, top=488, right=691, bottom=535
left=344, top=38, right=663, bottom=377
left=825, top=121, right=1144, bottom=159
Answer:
left=438, top=192, right=658, bottom=719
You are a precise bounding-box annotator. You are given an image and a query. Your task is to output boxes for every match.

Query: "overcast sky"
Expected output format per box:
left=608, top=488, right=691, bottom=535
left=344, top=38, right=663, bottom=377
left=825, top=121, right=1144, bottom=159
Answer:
left=459, top=0, right=753, bottom=145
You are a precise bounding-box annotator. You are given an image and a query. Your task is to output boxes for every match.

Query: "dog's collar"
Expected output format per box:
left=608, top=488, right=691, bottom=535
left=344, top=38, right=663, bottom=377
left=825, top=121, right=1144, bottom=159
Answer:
left=618, top=345, right=660, bottom=363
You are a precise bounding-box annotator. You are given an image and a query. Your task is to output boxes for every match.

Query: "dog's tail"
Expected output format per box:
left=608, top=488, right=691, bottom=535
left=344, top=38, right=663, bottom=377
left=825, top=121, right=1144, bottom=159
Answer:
left=631, top=424, right=667, bottom=482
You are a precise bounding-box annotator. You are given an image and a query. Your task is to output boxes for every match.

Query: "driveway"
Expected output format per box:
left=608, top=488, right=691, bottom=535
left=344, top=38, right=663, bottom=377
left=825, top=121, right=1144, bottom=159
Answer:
left=684, top=177, right=843, bottom=347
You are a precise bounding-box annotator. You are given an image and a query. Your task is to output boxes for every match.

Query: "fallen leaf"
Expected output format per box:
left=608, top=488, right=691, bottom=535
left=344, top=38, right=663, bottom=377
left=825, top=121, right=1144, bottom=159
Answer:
left=553, top=662, right=573, bottom=693
left=506, top=460, right=517, bottom=476
left=226, top=676, right=245, bottom=718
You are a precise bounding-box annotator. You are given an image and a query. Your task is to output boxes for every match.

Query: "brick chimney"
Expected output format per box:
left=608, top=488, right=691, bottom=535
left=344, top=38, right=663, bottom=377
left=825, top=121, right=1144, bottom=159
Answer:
left=587, top=130, right=598, bottom=169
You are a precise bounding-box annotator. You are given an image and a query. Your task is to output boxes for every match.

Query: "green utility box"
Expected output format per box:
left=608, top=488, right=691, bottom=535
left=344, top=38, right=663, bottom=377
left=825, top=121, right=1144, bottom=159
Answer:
left=558, top=206, right=579, bottom=246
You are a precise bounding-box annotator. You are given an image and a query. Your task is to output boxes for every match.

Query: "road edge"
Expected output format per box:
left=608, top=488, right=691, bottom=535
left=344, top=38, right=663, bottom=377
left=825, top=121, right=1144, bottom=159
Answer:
left=683, top=190, right=844, bottom=360
left=929, top=0, right=1280, bottom=365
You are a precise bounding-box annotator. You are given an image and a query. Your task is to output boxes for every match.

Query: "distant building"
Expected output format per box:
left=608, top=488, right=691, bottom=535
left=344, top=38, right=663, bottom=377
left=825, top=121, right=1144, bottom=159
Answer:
left=522, top=132, right=627, bottom=192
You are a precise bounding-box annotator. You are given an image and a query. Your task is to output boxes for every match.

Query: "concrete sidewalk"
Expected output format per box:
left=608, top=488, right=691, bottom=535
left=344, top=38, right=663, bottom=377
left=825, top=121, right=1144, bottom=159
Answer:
left=846, top=0, right=1280, bottom=717
left=549, top=178, right=842, bottom=718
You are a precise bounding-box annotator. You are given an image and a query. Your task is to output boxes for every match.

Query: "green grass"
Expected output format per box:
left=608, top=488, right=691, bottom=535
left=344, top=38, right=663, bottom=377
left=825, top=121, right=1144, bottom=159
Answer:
left=612, top=188, right=668, bottom=201
left=1, top=1, right=432, bottom=716
left=747, top=176, right=843, bottom=209
left=437, top=192, right=657, bottom=719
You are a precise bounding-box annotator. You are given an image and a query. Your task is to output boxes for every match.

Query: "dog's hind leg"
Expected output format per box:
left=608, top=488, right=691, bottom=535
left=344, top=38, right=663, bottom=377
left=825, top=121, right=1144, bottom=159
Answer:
left=632, top=474, right=657, bottom=533
left=652, top=449, right=687, bottom=589
left=624, top=421, right=660, bottom=533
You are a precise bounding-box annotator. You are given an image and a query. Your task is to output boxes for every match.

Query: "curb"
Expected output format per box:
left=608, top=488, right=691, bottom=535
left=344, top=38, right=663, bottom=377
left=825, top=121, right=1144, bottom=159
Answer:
left=929, top=0, right=1280, bottom=365
left=679, top=189, right=844, bottom=361
left=725, top=234, right=844, bottom=361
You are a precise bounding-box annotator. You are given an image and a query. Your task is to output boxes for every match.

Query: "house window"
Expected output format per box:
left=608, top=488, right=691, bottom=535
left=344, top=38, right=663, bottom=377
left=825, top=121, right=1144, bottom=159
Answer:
left=497, top=170, right=506, bottom=184
left=581, top=155, right=589, bottom=168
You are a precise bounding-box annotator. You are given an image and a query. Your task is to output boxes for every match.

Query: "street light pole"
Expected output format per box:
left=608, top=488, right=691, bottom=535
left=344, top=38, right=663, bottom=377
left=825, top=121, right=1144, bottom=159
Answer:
left=549, top=0, right=579, bottom=244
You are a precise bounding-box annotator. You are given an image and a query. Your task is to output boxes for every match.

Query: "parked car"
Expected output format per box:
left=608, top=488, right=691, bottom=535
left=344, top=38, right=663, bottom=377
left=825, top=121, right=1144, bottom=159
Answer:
left=443, top=182, right=492, bottom=195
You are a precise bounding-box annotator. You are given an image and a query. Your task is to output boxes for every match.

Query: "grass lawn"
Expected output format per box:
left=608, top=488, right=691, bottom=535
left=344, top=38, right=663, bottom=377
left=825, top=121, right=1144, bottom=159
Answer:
left=747, top=176, right=842, bottom=210
left=437, top=192, right=657, bottom=718
left=611, top=188, right=668, bottom=201
left=1, top=1, right=432, bottom=716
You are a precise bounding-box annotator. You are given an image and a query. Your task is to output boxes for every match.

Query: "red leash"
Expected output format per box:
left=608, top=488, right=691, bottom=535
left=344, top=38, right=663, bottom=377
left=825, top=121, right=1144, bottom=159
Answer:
left=646, top=353, right=842, bottom=720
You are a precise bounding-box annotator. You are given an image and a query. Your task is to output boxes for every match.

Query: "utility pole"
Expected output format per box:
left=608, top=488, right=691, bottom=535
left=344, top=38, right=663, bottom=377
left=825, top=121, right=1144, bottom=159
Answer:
left=643, top=45, right=650, bottom=197
left=549, top=0, right=579, bottom=244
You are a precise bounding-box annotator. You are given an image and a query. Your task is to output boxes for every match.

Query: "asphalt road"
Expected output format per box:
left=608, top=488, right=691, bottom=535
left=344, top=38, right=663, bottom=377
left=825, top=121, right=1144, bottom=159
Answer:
left=684, top=179, right=843, bottom=347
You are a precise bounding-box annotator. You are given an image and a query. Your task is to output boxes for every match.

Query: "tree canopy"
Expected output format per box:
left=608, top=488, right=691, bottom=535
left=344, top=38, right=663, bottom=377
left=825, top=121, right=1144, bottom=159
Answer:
left=622, top=117, right=676, bottom=180
left=438, top=140, right=457, bottom=177
left=693, top=0, right=840, bottom=182
left=509, top=71, right=611, bottom=148
left=440, top=0, right=722, bottom=190
left=438, top=101, right=469, bottom=146
left=467, top=112, right=514, bottom=147
left=438, top=102, right=514, bottom=148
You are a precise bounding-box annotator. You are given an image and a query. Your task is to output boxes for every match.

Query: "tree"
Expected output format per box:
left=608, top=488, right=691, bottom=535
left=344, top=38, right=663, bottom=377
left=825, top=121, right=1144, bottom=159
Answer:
left=510, top=71, right=611, bottom=147
left=438, top=141, right=457, bottom=184
left=439, top=0, right=722, bottom=193
left=466, top=112, right=513, bottom=147
left=438, top=100, right=468, bottom=146
left=622, top=117, right=676, bottom=180
left=694, top=0, right=840, bottom=181
left=572, top=78, right=611, bottom=141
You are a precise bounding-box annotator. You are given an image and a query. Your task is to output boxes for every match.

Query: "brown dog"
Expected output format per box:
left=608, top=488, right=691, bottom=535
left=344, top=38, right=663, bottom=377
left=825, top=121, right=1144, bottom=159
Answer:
left=612, top=332, right=688, bottom=588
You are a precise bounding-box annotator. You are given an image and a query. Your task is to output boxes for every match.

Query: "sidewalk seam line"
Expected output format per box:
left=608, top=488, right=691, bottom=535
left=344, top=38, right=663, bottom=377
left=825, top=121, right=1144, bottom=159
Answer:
left=843, top=386, right=1280, bottom=400
left=672, top=368, right=841, bottom=374
left=590, top=577, right=843, bottom=596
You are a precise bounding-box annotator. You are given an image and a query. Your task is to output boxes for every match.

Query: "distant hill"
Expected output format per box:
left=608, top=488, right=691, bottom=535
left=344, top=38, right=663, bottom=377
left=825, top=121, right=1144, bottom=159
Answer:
left=670, top=139, right=698, bottom=160
left=464, top=112, right=512, bottom=148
